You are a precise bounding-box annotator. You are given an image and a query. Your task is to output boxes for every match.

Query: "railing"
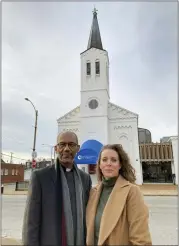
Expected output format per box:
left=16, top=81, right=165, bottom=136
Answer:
left=139, top=143, right=173, bottom=161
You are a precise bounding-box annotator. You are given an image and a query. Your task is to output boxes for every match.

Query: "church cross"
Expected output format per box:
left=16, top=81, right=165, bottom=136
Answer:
left=93, top=7, right=98, bottom=15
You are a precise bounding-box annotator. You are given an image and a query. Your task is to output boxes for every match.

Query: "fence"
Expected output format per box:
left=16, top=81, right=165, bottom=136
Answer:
left=16, top=181, right=29, bottom=191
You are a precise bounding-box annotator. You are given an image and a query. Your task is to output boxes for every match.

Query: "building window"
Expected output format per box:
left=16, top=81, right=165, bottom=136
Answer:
left=1, top=169, right=4, bottom=176
left=12, top=169, right=15, bottom=175
left=15, top=169, right=18, bottom=176
left=95, top=61, right=100, bottom=75
left=4, top=169, right=8, bottom=175
left=86, top=62, right=91, bottom=75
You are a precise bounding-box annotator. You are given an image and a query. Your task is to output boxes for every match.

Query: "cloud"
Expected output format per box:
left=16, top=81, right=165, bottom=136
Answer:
left=2, top=2, right=177, bottom=160
left=108, top=2, right=177, bottom=140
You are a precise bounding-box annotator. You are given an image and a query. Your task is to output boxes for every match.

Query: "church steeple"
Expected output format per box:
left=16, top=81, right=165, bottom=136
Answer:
left=87, top=8, right=103, bottom=50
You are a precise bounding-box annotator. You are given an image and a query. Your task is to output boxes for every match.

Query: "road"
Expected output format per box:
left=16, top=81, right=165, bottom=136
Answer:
left=2, top=195, right=178, bottom=245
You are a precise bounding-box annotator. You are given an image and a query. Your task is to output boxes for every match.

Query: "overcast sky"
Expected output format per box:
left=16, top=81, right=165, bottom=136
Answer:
left=2, top=2, right=177, bottom=163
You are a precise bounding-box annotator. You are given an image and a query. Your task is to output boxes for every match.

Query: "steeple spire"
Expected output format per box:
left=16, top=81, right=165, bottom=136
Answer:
left=87, top=8, right=103, bottom=50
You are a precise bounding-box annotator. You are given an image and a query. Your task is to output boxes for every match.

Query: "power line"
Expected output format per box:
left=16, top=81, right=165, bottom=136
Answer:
left=1, top=153, right=28, bottom=161
left=10, top=152, right=13, bottom=163
left=2, top=136, right=32, bottom=150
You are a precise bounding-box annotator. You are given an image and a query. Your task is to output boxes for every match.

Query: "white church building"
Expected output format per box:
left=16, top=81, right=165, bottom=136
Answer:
left=57, top=9, right=143, bottom=185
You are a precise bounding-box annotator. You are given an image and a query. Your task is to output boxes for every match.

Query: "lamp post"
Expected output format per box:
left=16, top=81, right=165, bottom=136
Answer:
left=42, top=144, right=55, bottom=165
left=25, top=98, right=38, bottom=167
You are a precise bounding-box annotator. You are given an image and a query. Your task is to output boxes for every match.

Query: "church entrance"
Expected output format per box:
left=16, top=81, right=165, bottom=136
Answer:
left=142, top=161, right=172, bottom=183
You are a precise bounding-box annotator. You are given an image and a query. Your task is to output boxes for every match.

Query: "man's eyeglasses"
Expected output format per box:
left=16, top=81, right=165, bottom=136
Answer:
left=58, top=142, right=78, bottom=149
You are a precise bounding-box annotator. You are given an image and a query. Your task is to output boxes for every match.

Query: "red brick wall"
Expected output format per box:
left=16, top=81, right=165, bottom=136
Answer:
left=1, top=163, right=24, bottom=184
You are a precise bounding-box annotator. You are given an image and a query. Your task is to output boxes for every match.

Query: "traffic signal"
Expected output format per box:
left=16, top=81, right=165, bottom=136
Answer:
left=32, top=159, right=36, bottom=168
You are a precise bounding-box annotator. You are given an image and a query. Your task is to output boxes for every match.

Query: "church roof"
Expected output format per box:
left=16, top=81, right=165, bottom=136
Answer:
left=108, top=102, right=138, bottom=119
left=57, top=106, right=80, bottom=123
left=87, top=8, right=103, bottom=50
left=57, top=102, right=138, bottom=125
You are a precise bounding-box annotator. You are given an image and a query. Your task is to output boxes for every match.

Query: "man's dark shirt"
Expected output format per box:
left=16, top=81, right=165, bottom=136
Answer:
left=62, top=166, right=77, bottom=243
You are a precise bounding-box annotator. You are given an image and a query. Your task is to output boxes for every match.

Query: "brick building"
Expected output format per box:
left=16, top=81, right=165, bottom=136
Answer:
left=1, top=162, right=25, bottom=184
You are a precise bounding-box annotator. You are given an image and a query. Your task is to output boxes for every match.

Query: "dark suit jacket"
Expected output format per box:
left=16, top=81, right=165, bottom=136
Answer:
left=22, top=164, right=92, bottom=246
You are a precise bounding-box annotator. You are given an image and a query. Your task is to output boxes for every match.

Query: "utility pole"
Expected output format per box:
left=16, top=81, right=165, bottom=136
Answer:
left=42, top=144, right=55, bottom=165
left=25, top=98, right=38, bottom=169
left=10, top=152, right=13, bottom=164
left=33, top=110, right=38, bottom=153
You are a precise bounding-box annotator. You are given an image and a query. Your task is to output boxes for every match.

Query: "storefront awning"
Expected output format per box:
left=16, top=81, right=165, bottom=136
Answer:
left=74, top=139, right=103, bottom=164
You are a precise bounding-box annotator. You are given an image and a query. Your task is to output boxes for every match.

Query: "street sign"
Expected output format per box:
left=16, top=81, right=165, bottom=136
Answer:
left=32, top=151, right=37, bottom=158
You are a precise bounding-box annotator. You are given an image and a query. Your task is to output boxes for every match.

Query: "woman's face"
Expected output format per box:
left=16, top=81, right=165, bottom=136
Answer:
left=100, top=149, right=121, bottom=179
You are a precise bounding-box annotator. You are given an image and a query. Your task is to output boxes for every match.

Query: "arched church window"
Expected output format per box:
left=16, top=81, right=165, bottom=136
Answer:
left=95, top=61, right=100, bottom=75
left=86, top=62, right=91, bottom=75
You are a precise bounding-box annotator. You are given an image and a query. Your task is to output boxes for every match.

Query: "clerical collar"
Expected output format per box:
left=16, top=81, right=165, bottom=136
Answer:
left=61, top=164, right=73, bottom=172
left=66, top=168, right=71, bottom=172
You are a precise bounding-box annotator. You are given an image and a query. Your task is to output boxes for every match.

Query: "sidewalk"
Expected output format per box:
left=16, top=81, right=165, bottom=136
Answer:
left=2, top=184, right=178, bottom=196
left=1, top=237, right=21, bottom=245
left=139, top=184, right=178, bottom=196
left=3, top=190, right=28, bottom=195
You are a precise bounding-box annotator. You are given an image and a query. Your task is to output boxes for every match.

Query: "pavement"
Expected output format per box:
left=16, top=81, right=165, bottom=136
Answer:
left=1, top=195, right=178, bottom=245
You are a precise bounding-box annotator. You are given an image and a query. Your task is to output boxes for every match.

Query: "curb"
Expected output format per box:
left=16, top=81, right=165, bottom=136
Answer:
left=2, top=192, right=178, bottom=196
left=3, top=193, right=27, bottom=195
left=1, top=237, right=21, bottom=245
left=143, top=194, right=178, bottom=196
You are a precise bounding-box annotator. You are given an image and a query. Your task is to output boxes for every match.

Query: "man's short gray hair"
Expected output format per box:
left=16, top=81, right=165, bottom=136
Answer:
left=57, top=131, right=79, bottom=144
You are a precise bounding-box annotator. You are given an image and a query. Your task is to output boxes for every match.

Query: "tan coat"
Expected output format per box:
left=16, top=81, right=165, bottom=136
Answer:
left=86, top=175, right=152, bottom=245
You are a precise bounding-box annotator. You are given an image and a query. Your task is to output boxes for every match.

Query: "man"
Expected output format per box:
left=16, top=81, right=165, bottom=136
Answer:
left=172, top=173, right=176, bottom=185
left=22, top=131, right=92, bottom=246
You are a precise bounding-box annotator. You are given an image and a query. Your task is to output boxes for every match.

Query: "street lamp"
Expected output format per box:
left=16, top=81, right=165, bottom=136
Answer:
left=42, top=144, right=55, bottom=165
left=25, top=98, right=38, bottom=166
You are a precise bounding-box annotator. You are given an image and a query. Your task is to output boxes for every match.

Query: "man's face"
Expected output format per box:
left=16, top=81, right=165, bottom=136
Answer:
left=57, top=132, right=79, bottom=167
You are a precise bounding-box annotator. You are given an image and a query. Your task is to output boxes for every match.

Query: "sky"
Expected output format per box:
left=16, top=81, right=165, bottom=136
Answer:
left=2, top=2, right=178, bottom=163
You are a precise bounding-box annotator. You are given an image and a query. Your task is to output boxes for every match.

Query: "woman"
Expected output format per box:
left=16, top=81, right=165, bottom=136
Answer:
left=86, top=144, right=152, bottom=246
